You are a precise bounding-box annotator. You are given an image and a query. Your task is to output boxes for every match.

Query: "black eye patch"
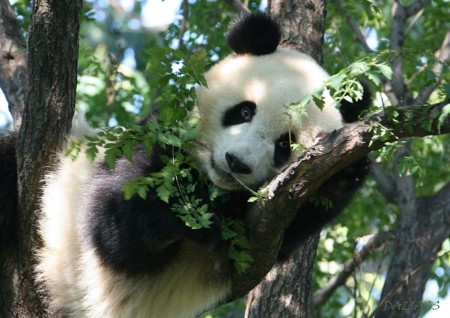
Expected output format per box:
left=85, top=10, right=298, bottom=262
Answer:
left=222, top=101, right=257, bottom=127
left=274, top=132, right=295, bottom=167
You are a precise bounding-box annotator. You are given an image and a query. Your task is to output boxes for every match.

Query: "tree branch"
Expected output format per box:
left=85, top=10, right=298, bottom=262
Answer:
left=389, top=1, right=412, bottom=105
left=225, top=0, right=250, bottom=14
left=177, top=0, right=189, bottom=50
left=230, top=100, right=450, bottom=298
left=369, top=155, right=397, bottom=203
left=404, top=0, right=431, bottom=17
left=415, top=31, right=450, bottom=105
left=419, top=182, right=450, bottom=245
left=388, top=0, right=433, bottom=105
left=404, top=7, right=424, bottom=37
left=313, top=231, right=395, bottom=308
left=333, top=0, right=373, bottom=54
left=0, top=0, right=27, bottom=129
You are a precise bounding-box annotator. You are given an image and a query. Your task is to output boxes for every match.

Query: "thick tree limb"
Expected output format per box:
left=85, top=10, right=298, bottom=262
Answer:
left=313, top=231, right=395, bottom=308
left=230, top=100, right=450, bottom=298
left=0, top=0, right=27, bottom=129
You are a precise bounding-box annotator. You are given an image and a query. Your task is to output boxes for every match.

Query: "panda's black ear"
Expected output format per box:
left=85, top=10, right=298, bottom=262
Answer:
left=226, top=12, right=281, bottom=56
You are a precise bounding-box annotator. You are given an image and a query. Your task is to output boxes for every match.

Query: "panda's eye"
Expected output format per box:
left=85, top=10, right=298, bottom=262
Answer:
left=240, top=106, right=253, bottom=121
left=222, top=101, right=257, bottom=127
left=274, top=132, right=295, bottom=167
left=278, top=139, right=290, bottom=149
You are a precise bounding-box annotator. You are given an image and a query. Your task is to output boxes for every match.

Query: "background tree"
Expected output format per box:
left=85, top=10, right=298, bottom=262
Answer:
left=0, top=0, right=449, bottom=317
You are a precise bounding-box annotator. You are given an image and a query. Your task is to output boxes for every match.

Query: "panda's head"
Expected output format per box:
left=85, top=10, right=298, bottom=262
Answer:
left=195, top=13, right=344, bottom=190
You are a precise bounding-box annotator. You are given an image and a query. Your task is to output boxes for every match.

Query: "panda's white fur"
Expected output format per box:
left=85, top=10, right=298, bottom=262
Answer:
left=31, top=13, right=370, bottom=318
left=195, top=48, right=342, bottom=190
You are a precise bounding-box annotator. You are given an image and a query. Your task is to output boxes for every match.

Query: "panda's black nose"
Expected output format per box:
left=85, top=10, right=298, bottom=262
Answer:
left=225, top=152, right=252, bottom=175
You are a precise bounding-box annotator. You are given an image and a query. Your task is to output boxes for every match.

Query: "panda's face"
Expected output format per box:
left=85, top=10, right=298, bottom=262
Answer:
left=195, top=48, right=343, bottom=190
left=197, top=98, right=295, bottom=191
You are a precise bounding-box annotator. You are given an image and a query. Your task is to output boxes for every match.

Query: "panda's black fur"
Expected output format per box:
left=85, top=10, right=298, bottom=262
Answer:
left=0, top=13, right=371, bottom=318
left=227, top=12, right=281, bottom=55
left=83, top=145, right=249, bottom=275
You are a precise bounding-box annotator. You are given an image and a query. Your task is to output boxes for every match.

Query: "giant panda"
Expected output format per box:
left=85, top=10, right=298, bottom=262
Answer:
left=0, top=13, right=371, bottom=318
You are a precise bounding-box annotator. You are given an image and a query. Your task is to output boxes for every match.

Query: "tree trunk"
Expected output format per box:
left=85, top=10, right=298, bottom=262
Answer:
left=4, top=1, right=83, bottom=316
left=0, top=0, right=27, bottom=129
left=373, top=173, right=450, bottom=318
left=0, top=2, right=26, bottom=315
left=245, top=1, right=326, bottom=317
left=246, top=234, right=319, bottom=318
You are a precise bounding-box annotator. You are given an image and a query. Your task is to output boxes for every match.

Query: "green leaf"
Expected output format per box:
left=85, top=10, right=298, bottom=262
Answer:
left=377, top=63, right=393, bottom=79
left=313, top=93, right=325, bottom=110
left=221, top=226, right=237, bottom=240
left=156, top=184, right=172, bottom=203
left=122, top=183, right=135, bottom=200
left=137, top=186, right=148, bottom=200
left=104, top=147, right=122, bottom=170
left=122, top=142, right=135, bottom=161
left=85, top=135, right=99, bottom=142
left=327, top=73, right=346, bottom=90
left=350, top=61, right=370, bottom=75
left=366, top=72, right=382, bottom=86
left=85, top=146, right=98, bottom=163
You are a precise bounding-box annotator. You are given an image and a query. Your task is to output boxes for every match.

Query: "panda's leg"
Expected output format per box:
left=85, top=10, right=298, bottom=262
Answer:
left=277, top=157, right=370, bottom=261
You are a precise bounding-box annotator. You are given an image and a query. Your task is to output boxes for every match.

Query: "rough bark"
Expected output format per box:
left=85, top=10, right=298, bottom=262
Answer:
left=270, top=0, right=326, bottom=63
left=4, top=1, right=83, bottom=317
left=373, top=184, right=450, bottom=318
left=245, top=234, right=319, bottom=318
left=0, top=0, right=27, bottom=129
